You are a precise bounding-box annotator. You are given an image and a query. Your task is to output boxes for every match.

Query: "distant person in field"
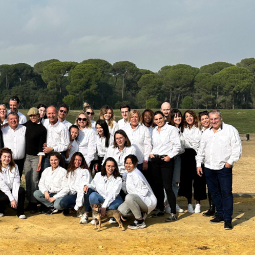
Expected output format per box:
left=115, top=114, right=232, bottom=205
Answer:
left=8, top=96, right=27, bottom=124
left=118, top=104, right=130, bottom=129
left=160, top=102, right=171, bottom=122
left=58, top=103, right=72, bottom=129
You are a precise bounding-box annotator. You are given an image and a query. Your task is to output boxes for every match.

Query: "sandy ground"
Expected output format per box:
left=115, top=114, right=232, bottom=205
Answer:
left=0, top=139, right=255, bottom=255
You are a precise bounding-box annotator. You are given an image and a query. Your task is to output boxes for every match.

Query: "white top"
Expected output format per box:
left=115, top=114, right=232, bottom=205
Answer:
left=7, top=110, right=27, bottom=124
left=91, top=120, right=96, bottom=131
left=182, top=125, right=201, bottom=152
left=39, top=166, right=68, bottom=199
left=0, top=164, right=20, bottom=202
left=77, top=128, right=96, bottom=166
left=151, top=124, right=181, bottom=158
left=106, top=120, right=119, bottom=136
left=118, top=118, right=129, bottom=129
left=67, top=167, right=92, bottom=210
left=43, top=119, right=70, bottom=152
left=65, top=140, right=79, bottom=163
left=142, top=124, right=154, bottom=136
left=96, top=134, right=114, bottom=158
left=122, top=168, right=157, bottom=214
left=2, top=125, right=26, bottom=160
left=122, top=123, right=152, bottom=163
left=103, top=145, right=137, bottom=174
left=61, top=119, right=72, bottom=129
left=196, top=122, right=242, bottom=170
left=88, top=172, right=122, bottom=208
left=176, top=127, right=185, bottom=155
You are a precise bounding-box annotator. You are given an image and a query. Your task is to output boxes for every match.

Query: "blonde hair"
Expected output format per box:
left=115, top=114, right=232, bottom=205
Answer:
left=128, top=109, right=141, bottom=123
left=75, top=112, right=92, bottom=129
left=99, top=105, right=115, bottom=128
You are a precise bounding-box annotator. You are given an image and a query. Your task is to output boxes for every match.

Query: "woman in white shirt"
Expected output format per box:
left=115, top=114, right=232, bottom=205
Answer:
left=98, top=105, right=119, bottom=136
left=141, top=109, right=155, bottom=136
left=118, top=155, right=157, bottom=230
left=83, top=103, right=96, bottom=131
left=60, top=152, right=92, bottom=224
left=0, top=148, right=26, bottom=219
left=33, top=152, right=68, bottom=215
left=0, top=104, right=8, bottom=126
left=179, top=110, right=207, bottom=213
left=65, top=125, right=79, bottom=167
left=75, top=112, right=96, bottom=168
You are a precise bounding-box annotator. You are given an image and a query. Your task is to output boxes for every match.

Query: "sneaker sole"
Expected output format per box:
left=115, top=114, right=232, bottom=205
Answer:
left=128, top=225, right=146, bottom=230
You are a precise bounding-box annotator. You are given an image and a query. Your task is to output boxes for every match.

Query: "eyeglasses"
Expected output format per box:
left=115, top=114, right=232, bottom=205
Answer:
left=78, top=118, right=87, bottom=121
left=86, top=112, right=94, bottom=116
left=59, top=109, right=67, bottom=114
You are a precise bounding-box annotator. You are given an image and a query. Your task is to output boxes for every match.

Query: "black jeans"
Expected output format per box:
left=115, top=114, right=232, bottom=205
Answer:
left=0, top=187, right=26, bottom=216
left=14, top=158, right=25, bottom=179
left=151, top=157, right=176, bottom=214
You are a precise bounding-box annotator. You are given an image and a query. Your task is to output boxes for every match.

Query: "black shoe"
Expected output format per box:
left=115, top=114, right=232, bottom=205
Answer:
left=151, top=210, right=164, bottom=218
left=38, top=204, right=47, bottom=214
left=224, top=221, right=233, bottom=230
left=210, top=216, right=224, bottom=223
left=203, top=207, right=216, bottom=217
left=63, top=209, right=70, bottom=216
left=45, top=207, right=58, bottom=215
left=165, top=213, right=178, bottom=222
left=30, top=203, right=38, bottom=214
left=24, top=203, right=32, bottom=212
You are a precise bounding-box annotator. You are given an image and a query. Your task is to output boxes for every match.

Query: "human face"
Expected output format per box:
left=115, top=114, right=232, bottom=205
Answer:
left=124, top=158, right=136, bottom=173
left=154, top=114, right=165, bottom=128
left=38, top=107, right=46, bottom=118
left=9, top=100, right=19, bottom=113
left=130, top=113, right=139, bottom=128
left=185, top=112, right=194, bottom=127
left=47, top=106, right=58, bottom=125
left=115, top=133, right=126, bottom=148
left=86, top=109, right=94, bottom=119
left=29, top=114, right=40, bottom=124
left=174, top=114, right=182, bottom=127
left=201, top=115, right=210, bottom=129
left=120, top=108, right=129, bottom=120
left=77, top=114, right=87, bottom=129
left=8, top=114, right=19, bottom=129
left=143, top=111, right=152, bottom=125
left=74, top=155, right=82, bottom=169
left=96, top=124, right=104, bottom=137
left=50, top=155, right=60, bottom=170
left=0, top=105, right=7, bottom=118
left=209, top=113, right=222, bottom=131
left=104, top=109, right=112, bottom=121
left=161, top=103, right=171, bottom=117
left=105, top=160, right=115, bottom=177
left=1, top=152, right=11, bottom=168
left=70, top=127, right=79, bottom=141
left=58, top=107, right=68, bottom=120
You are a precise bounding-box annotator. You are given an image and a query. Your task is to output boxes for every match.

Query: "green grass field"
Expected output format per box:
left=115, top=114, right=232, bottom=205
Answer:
left=19, top=109, right=255, bottom=134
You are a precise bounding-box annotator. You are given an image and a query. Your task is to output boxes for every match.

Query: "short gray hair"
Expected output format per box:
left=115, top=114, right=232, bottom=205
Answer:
left=7, top=112, right=19, bottom=120
left=209, top=109, right=222, bottom=117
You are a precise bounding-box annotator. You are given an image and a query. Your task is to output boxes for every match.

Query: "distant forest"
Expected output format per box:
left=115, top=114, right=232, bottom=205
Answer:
left=0, top=58, right=255, bottom=109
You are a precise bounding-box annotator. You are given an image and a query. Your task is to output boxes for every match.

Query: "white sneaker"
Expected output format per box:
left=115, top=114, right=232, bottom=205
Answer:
left=194, top=204, right=201, bottom=213
left=176, top=204, right=184, bottom=213
left=165, top=204, right=171, bottom=214
left=79, top=213, right=88, bottom=224
left=18, top=214, right=27, bottom=219
left=187, top=204, right=194, bottom=213
left=0, top=213, right=4, bottom=217
left=90, top=218, right=95, bottom=225
left=109, top=217, right=117, bottom=224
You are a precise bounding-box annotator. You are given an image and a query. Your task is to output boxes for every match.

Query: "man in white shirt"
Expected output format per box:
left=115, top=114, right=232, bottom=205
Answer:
left=2, top=112, right=26, bottom=178
left=196, top=110, right=242, bottom=230
left=118, top=105, right=130, bottom=129
left=58, top=103, right=72, bottom=129
left=8, top=96, right=27, bottom=124
left=160, top=102, right=171, bottom=121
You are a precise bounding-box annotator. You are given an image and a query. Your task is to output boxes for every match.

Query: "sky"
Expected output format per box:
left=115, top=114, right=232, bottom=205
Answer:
left=0, top=0, right=254, bottom=72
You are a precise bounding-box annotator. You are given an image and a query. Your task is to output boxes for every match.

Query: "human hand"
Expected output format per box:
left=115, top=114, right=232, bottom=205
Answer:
left=197, top=167, right=203, bottom=177
left=10, top=200, right=17, bottom=208
left=162, top=156, right=170, bottom=162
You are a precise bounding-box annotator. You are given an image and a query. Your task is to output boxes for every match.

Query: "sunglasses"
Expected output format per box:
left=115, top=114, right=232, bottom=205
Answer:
left=78, top=118, right=87, bottom=121
left=86, top=112, right=94, bottom=116
left=59, top=109, right=67, bottom=114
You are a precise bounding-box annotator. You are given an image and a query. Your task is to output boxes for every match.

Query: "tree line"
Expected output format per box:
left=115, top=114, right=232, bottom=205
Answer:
left=0, top=58, right=255, bottom=109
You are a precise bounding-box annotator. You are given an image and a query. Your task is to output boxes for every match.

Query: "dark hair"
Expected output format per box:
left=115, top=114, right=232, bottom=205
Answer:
left=101, top=157, right=121, bottom=178
left=0, top=148, right=16, bottom=172
left=154, top=110, right=164, bottom=117
left=48, top=151, right=65, bottom=168
left=113, top=130, right=131, bottom=148
left=37, top=103, right=47, bottom=109
left=96, top=119, right=110, bottom=147
left=119, top=104, right=130, bottom=111
left=169, top=109, right=183, bottom=128
left=198, top=111, right=209, bottom=130
left=124, top=154, right=138, bottom=167
left=142, top=109, right=155, bottom=127
left=67, top=152, right=90, bottom=176
left=59, top=103, right=69, bottom=113
left=182, top=109, right=198, bottom=130
left=9, top=96, right=20, bottom=104
left=69, top=125, right=80, bottom=141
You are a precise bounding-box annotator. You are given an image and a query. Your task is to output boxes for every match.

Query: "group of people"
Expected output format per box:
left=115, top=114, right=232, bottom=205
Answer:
left=0, top=97, right=242, bottom=230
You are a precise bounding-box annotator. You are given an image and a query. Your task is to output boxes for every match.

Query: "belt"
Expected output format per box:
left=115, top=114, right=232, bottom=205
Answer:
left=153, top=154, right=167, bottom=159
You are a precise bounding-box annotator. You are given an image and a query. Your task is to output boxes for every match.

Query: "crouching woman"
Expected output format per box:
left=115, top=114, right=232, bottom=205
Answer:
left=118, top=154, right=157, bottom=230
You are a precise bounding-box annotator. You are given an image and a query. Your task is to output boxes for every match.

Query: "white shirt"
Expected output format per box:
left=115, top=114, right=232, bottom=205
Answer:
left=61, top=119, right=72, bottom=129
left=151, top=124, right=181, bottom=158
left=196, top=122, right=242, bottom=170
left=2, top=125, right=26, bottom=160
left=103, top=145, right=137, bottom=174
left=0, top=164, right=20, bottom=202
left=39, top=166, right=68, bottom=199
left=107, top=120, right=119, bottom=136
left=182, top=125, right=201, bottom=152
left=65, top=140, right=79, bottom=163
left=77, top=128, right=96, bottom=166
left=118, top=118, right=129, bottom=129
left=91, top=120, right=96, bottom=131
left=122, top=168, right=157, bottom=214
left=96, top=134, right=114, bottom=158
left=142, top=124, right=154, bottom=136
left=88, top=172, right=122, bottom=208
left=43, top=119, right=70, bottom=152
left=7, top=110, right=27, bottom=124
left=122, top=123, right=152, bottom=163
left=67, top=167, right=92, bottom=210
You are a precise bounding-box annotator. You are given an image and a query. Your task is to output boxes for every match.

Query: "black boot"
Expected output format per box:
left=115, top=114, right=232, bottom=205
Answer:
left=30, top=203, right=38, bottom=214
left=203, top=193, right=216, bottom=217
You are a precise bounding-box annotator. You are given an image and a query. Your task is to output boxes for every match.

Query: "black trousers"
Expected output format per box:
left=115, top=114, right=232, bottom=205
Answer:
left=14, top=158, right=25, bottom=179
left=151, top=157, right=176, bottom=214
left=0, top=187, right=26, bottom=216
left=179, top=149, right=207, bottom=201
